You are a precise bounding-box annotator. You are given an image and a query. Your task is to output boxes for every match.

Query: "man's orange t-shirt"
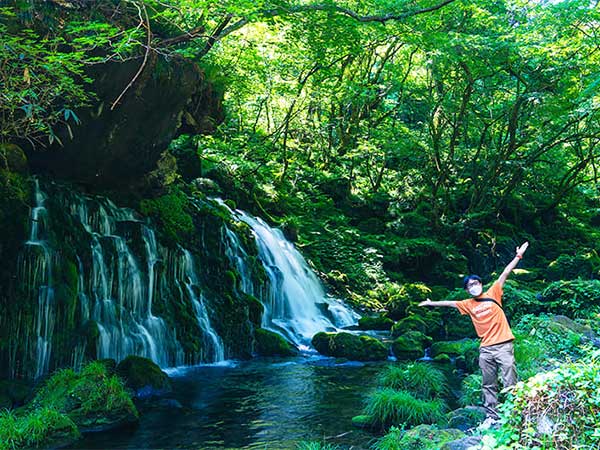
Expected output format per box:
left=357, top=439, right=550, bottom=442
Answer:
left=455, top=281, right=514, bottom=347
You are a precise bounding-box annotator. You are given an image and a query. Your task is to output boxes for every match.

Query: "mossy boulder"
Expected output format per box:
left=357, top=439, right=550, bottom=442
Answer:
left=377, top=424, right=464, bottom=449
left=116, top=356, right=172, bottom=398
left=391, top=335, right=425, bottom=360
left=351, top=414, right=375, bottom=429
left=391, top=315, right=427, bottom=337
left=254, top=328, right=298, bottom=357
left=311, top=332, right=388, bottom=361
left=0, top=143, right=28, bottom=173
left=32, top=361, right=138, bottom=432
left=358, top=315, right=394, bottom=331
left=0, top=379, right=31, bottom=409
left=447, top=406, right=487, bottom=431
left=431, top=339, right=479, bottom=373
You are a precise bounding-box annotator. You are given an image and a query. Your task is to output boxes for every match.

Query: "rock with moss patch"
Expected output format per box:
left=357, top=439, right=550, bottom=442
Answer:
left=116, top=355, right=172, bottom=398
left=431, top=339, right=479, bottom=372
left=312, top=332, right=388, bottom=361
left=442, top=436, right=483, bottom=450
left=447, top=406, right=487, bottom=431
left=389, top=424, right=465, bottom=449
left=255, top=328, right=298, bottom=357
left=351, top=414, right=375, bottom=429
left=33, top=361, right=138, bottom=432
left=0, top=379, right=31, bottom=409
left=391, top=335, right=425, bottom=360
left=0, top=143, right=28, bottom=173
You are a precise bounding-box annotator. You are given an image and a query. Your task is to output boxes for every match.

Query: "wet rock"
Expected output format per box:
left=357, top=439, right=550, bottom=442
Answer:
left=441, top=435, right=483, bottom=450
left=312, top=332, right=388, bottom=361
left=0, top=143, right=28, bottom=173
left=358, top=315, right=394, bottom=331
left=116, top=355, right=172, bottom=398
left=447, top=406, right=487, bottom=431
left=254, top=328, right=299, bottom=357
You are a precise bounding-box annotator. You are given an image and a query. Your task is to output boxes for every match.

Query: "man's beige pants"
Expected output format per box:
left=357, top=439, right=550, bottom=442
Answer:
left=479, top=340, right=517, bottom=419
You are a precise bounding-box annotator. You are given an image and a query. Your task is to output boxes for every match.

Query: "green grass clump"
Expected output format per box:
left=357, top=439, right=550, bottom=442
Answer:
left=377, top=363, right=447, bottom=399
left=372, top=425, right=403, bottom=450
left=33, top=361, right=137, bottom=420
left=364, top=388, right=446, bottom=429
left=0, top=407, right=79, bottom=450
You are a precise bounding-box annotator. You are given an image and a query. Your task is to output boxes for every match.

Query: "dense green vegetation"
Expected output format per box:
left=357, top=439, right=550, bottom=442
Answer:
left=2, top=0, right=600, bottom=448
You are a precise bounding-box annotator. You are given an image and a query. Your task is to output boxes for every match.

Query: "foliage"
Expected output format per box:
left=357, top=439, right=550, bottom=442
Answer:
left=364, top=388, right=446, bottom=429
left=482, top=351, right=600, bottom=450
left=0, top=407, right=79, bottom=450
left=377, top=363, right=447, bottom=400
left=458, top=374, right=482, bottom=407
left=539, top=280, right=600, bottom=319
left=312, top=332, right=389, bottom=361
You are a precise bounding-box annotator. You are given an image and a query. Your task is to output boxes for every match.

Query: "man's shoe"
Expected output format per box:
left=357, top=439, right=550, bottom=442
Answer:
left=477, top=417, right=498, bottom=431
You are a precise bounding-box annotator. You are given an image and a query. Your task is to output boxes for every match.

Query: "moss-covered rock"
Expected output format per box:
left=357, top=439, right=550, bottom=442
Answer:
left=431, top=339, right=479, bottom=373
left=0, top=143, right=28, bottom=173
left=254, top=329, right=298, bottom=357
left=0, top=379, right=31, bottom=410
left=358, top=315, right=394, bottom=331
left=446, top=406, right=487, bottom=431
left=351, top=414, right=374, bottom=429
left=376, top=424, right=464, bottom=450
left=33, top=361, right=138, bottom=432
left=311, top=332, right=388, bottom=361
left=545, top=251, right=600, bottom=281
left=116, top=356, right=172, bottom=398
left=391, top=335, right=425, bottom=360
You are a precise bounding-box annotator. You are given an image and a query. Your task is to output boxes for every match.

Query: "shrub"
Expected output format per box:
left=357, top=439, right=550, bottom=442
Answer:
left=364, top=389, right=446, bottom=429
left=486, top=353, right=600, bottom=450
left=539, top=279, right=600, bottom=318
left=377, top=363, right=447, bottom=400
left=545, top=251, right=600, bottom=281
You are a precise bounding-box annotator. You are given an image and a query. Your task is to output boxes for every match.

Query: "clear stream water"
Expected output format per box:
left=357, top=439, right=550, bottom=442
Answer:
left=68, top=356, right=388, bottom=450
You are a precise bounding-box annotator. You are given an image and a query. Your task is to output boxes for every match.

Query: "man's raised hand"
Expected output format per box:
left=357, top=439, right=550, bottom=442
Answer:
left=516, top=242, right=529, bottom=257
left=418, top=298, right=433, bottom=307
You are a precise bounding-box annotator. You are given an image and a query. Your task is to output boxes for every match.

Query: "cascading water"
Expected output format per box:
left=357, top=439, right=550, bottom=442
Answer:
left=14, top=180, right=228, bottom=377
left=18, top=179, right=56, bottom=378
left=218, top=201, right=360, bottom=349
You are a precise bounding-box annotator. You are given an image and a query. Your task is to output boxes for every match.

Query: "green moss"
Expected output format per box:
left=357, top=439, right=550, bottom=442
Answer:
left=391, top=335, right=424, bottom=361
left=140, top=188, right=194, bottom=245
left=374, top=424, right=464, bottom=450
left=312, top=332, right=388, bottom=361
left=254, top=329, right=298, bottom=357
left=115, top=355, right=171, bottom=393
left=33, top=361, right=138, bottom=430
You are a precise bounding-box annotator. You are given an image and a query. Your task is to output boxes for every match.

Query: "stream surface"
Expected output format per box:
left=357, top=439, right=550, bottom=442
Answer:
left=69, top=356, right=387, bottom=449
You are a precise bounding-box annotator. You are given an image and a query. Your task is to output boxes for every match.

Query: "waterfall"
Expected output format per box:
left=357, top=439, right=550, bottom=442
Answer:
left=218, top=201, right=360, bottom=349
left=19, top=179, right=56, bottom=378
left=16, top=180, right=227, bottom=377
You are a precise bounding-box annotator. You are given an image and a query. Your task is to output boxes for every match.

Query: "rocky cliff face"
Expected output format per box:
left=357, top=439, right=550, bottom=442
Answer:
left=25, top=54, right=223, bottom=189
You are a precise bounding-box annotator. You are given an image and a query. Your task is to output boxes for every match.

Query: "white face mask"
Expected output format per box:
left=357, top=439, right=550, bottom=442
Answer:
left=468, top=285, right=482, bottom=297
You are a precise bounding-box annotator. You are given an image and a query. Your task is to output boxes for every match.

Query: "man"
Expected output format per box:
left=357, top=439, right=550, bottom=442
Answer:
left=419, top=242, right=529, bottom=425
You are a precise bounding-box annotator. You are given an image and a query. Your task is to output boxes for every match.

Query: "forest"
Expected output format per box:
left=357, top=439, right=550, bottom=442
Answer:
left=1, top=0, right=599, bottom=449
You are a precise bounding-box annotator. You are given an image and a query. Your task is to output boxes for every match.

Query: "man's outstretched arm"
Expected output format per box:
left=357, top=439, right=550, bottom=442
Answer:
left=497, top=241, right=529, bottom=287
left=418, top=298, right=457, bottom=308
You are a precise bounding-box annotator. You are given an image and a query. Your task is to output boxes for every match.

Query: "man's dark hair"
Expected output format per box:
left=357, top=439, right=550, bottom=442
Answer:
left=463, top=274, right=482, bottom=289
